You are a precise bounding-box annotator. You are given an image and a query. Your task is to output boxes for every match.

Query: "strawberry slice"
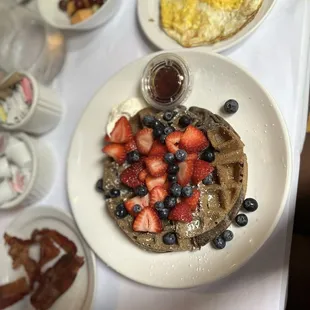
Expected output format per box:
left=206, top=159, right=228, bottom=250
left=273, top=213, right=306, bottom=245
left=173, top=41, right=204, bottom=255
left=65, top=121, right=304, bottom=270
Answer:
left=182, top=189, right=200, bottom=211
left=133, top=207, right=162, bottom=233
left=125, top=195, right=149, bottom=216
left=166, top=131, right=183, bottom=154
left=149, top=186, right=168, bottom=207
left=179, top=125, right=209, bottom=153
left=125, top=138, right=137, bottom=152
left=104, top=134, right=111, bottom=142
left=138, top=169, right=148, bottom=182
left=109, top=116, right=132, bottom=143
left=177, top=160, right=194, bottom=186
left=168, top=202, right=193, bottom=223
left=120, top=162, right=144, bottom=188
left=187, top=153, right=198, bottom=161
left=149, top=140, right=168, bottom=156
left=136, top=128, right=154, bottom=155
left=102, top=143, right=126, bottom=164
left=145, top=174, right=167, bottom=192
left=145, top=156, right=168, bottom=177
left=192, top=160, right=214, bottom=185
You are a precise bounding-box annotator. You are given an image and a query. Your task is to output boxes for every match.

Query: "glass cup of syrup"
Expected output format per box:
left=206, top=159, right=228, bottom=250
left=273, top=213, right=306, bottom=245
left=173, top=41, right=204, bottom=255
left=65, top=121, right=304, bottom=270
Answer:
left=141, top=53, right=192, bottom=110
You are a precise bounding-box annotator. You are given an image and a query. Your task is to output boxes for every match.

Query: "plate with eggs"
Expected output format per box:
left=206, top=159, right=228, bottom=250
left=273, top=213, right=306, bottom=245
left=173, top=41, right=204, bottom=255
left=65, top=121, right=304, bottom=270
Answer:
left=138, top=0, right=276, bottom=52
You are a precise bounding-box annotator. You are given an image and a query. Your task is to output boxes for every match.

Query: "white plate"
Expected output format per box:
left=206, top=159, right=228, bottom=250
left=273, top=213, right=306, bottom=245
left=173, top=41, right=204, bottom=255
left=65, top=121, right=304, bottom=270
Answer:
left=67, top=50, right=291, bottom=288
left=138, top=0, right=276, bottom=53
left=0, top=206, right=96, bottom=310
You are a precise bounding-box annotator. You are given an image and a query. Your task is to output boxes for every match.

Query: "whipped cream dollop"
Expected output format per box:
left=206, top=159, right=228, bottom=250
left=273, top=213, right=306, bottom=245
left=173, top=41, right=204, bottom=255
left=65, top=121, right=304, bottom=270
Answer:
left=106, top=97, right=148, bottom=136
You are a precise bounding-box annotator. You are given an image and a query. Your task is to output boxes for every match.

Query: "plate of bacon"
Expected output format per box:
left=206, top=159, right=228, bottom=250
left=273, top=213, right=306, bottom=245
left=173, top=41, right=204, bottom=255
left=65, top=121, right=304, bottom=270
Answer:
left=0, top=207, right=96, bottom=310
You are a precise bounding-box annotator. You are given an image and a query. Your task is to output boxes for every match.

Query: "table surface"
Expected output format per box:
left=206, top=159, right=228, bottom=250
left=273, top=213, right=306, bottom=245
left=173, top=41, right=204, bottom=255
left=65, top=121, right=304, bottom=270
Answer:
left=1, top=0, right=310, bottom=309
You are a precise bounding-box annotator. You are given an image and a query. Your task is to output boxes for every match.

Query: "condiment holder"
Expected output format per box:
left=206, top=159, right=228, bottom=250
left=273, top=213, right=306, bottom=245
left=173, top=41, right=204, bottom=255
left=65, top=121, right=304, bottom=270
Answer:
left=0, top=72, right=62, bottom=135
left=0, top=132, right=55, bottom=209
left=141, top=53, right=192, bottom=110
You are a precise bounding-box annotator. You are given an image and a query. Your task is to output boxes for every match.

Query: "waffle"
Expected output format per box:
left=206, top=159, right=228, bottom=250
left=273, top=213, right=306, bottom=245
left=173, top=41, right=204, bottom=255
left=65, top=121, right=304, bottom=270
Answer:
left=103, top=106, right=247, bottom=252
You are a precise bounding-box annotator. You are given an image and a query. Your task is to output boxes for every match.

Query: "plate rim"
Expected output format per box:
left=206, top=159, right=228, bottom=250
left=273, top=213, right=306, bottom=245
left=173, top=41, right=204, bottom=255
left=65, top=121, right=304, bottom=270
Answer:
left=137, top=0, right=278, bottom=53
left=5, top=206, right=97, bottom=310
left=67, top=49, right=292, bottom=288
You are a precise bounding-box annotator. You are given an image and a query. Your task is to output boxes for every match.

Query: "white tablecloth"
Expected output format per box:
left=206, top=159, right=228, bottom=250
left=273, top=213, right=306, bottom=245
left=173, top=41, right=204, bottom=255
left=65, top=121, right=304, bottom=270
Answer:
left=1, top=0, right=310, bottom=309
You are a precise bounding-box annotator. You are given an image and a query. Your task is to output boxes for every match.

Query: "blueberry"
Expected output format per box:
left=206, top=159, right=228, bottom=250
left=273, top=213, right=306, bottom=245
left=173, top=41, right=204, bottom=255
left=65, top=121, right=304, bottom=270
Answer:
left=235, top=214, right=248, bottom=227
left=164, top=153, right=175, bottom=164
left=142, top=115, right=155, bottom=128
left=157, top=208, right=170, bottom=220
left=155, top=201, right=165, bottom=210
left=153, top=119, right=165, bottom=130
left=163, top=232, right=177, bottom=245
left=153, top=126, right=164, bottom=139
left=202, top=174, right=213, bottom=185
left=201, top=148, right=215, bottom=162
left=163, top=111, right=174, bottom=121
left=213, top=236, right=226, bottom=249
left=134, top=185, right=148, bottom=197
left=181, top=186, right=193, bottom=198
left=127, top=150, right=140, bottom=164
left=222, top=230, right=234, bottom=242
left=160, top=134, right=167, bottom=144
left=133, top=204, right=142, bottom=214
left=170, top=183, right=182, bottom=197
left=164, top=196, right=177, bottom=209
left=175, top=149, right=187, bottom=162
left=115, top=203, right=128, bottom=219
left=224, top=99, right=239, bottom=114
left=164, top=126, right=174, bottom=135
left=179, top=115, right=192, bottom=128
left=168, top=174, right=177, bottom=183
left=110, top=188, right=120, bottom=198
left=167, top=163, right=179, bottom=175
left=243, top=198, right=258, bottom=212
left=95, top=178, right=104, bottom=193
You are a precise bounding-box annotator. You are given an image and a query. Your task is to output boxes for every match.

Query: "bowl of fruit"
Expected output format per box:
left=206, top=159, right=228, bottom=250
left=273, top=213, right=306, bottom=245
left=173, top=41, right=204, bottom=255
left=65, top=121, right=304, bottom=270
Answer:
left=38, top=0, right=121, bottom=30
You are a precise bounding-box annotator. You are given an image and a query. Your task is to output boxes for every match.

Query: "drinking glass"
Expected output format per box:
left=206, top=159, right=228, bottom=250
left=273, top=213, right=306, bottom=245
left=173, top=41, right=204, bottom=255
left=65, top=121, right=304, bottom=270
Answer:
left=0, top=3, right=66, bottom=84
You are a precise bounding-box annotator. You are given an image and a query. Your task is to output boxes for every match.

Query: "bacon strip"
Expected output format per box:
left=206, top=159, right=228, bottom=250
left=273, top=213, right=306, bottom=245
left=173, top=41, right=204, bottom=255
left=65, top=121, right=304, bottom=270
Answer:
left=4, top=233, right=39, bottom=287
left=30, top=254, right=84, bottom=310
left=31, top=229, right=77, bottom=255
left=0, top=277, right=29, bottom=310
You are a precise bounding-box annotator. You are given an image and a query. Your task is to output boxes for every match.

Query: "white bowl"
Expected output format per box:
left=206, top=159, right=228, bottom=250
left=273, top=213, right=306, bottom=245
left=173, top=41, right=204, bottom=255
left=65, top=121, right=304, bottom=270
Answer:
left=37, top=0, right=121, bottom=31
left=0, top=133, right=55, bottom=209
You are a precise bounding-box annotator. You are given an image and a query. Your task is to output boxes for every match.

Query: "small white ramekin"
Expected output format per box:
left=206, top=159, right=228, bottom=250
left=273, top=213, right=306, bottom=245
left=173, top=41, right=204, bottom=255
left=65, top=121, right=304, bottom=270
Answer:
left=0, top=72, right=62, bottom=135
left=0, top=133, right=55, bottom=209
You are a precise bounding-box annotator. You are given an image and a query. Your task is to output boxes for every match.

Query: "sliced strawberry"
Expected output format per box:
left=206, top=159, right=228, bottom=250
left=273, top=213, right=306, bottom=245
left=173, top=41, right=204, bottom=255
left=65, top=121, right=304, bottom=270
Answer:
left=125, top=138, right=137, bottom=152
left=102, top=143, right=126, bottom=164
left=149, top=186, right=168, bottom=207
left=135, top=128, right=154, bottom=155
left=125, top=195, right=149, bottom=216
left=138, top=169, right=148, bottom=182
left=120, top=162, right=144, bottom=188
left=166, top=131, right=183, bottom=154
left=144, top=156, right=168, bottom=177
left=192, top=160, right=214, bottom=185
left=109, top=116, right=132, bottom=143
left=187, top=153, right=198, bottom=161
left=104, top=134, right=111, bottom=142
left=145, top=174, right=167, bottom=192
left=133, top=207, right=162, bottom=233
left=168, top=202, right=193, bottom=223
left=177, top=160, right=194, bottom=186
left=179, top=125, right=209, bottom=153
left=182, top=189, right=200, bottom=211
left=149, top=140, right=168, bottom=156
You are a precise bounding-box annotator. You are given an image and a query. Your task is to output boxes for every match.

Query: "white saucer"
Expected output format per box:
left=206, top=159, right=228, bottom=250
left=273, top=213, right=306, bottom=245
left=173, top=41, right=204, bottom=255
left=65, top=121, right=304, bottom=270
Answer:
left=67, top=50, right=291, bottom=288
left=0, top=206, right=96, bottom=310
left=137, top=0, right=276, bottom=53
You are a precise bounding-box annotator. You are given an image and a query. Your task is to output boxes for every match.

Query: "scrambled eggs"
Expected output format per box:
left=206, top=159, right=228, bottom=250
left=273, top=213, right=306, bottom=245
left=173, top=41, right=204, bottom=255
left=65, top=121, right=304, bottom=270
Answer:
left=161, top=0, right=263, bottom=47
